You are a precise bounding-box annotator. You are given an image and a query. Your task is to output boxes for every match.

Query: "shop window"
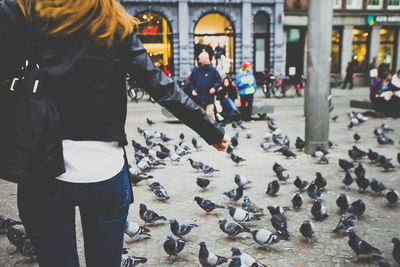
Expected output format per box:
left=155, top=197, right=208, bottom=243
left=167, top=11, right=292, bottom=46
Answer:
left=194, top=13, right=235, bottom=75
left=254, top=12, right=270, bottom=74
left=346, top=0, right=362, bottom=9
left=352, top=28, right=370, bottom=72
left=333, top=0, right=342, bottom=9
left=388, top=0, right=400, bottom=9
left=331, top=28, right=342, bottom=73
left=378, top=28, right=396, bottom=70
left=367, top=0, right=382, bottom=9
left=135, top=11, right=173, bottom=76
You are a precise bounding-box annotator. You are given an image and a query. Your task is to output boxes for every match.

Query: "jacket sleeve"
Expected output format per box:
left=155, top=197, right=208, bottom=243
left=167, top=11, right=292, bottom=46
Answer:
left=212, top=69, right=222, bottom=89
left=124, top=33, right=225, bottom=145
left=0, top=0, right=27, bottom=81
left=235, top=72, right=245, bottom=89
left=187, top=68, right=196, bottom=92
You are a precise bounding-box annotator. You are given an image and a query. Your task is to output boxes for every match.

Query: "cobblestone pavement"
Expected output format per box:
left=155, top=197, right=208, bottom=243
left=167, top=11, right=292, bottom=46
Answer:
left=1, top=87, right=399, bottom=267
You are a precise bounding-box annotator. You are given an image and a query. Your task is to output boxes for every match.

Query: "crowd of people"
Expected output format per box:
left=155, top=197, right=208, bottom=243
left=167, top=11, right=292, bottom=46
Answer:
left=188, top=51, right=257, bottom=123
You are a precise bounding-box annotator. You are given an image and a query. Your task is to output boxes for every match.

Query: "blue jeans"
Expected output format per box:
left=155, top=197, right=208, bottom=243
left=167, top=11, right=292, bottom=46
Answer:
left=17, top=165, right=132, bottom=267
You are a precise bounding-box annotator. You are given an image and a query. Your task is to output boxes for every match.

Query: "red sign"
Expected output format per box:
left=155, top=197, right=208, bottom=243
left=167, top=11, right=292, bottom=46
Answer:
left=142, top=25, right=159, bottom=36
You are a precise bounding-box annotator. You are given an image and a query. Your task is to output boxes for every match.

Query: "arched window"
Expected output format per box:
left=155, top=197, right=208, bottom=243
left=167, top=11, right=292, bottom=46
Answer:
left=253, top=12, right=270, bottom=75
left=135, top=11, right=173, bottom=76
left=194, top=13, right=235, bottom=75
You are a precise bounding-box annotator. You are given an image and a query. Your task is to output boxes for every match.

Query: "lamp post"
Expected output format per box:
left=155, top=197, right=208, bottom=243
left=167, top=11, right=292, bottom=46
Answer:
left=304, top=0, right=334, bottom=154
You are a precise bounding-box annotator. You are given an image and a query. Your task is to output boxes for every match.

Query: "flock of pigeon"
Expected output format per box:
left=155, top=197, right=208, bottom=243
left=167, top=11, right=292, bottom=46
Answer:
left=1, top=111, right=400, bottom=266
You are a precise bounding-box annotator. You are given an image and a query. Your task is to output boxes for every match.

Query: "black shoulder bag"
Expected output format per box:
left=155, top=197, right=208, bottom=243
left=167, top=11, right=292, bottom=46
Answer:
left=0, top=25, right=65, bottom=183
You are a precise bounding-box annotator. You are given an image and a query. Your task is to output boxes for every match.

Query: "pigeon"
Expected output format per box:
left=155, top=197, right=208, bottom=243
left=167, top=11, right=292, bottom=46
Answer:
left=169, top=219, right=198, bottom=239
left=381, top=123, right=394, bottom=132
left=198, top=241, right=228, bottom=267
left=354, top=163, right=366, bottom=178
left=311, top=150, right=329, bottom=164
left=192, top=137, right=202, bottom=150
left=245, top=129, right=253, bottom=139
left=242, top=196, right=264, bottom=214
left=282, top=149, right=296, bottom=159
left=385, top=189, right=399, bottom=208
left=272, top=162, right=285, bottom=174
left=137, top=127, right=145, bottom=135
left=217, top=219, right=251, bottom=239
left=374, top=257, right=391, bottom=267
left=152, top=185, right=170, bottom=200
left=156, top=150, right=169, bottom=160
left=339, top=159, right=355, bottom=171
left=237, top=120, right=247, bottom=130
left=374, top=128, right=384, bottom=137
left=267, top=206, right=290, bottom=216
left=368, top=149, right=379, bottom=163
left=353, top=133, right=361, bottom=142
left=266, top=180, right=280, bottom=196
left=299, top=220, right=314, bottom=243
left=231, top=132, right=239, bottom=147
left=139, top=203, right=167, bottom=225
left=178, top=141, right=191, bottom=151
left=223, top=186, right=244, bottom=203
left=314, top=172, right=327, bottom=191
left=349, top=199, right=366, bottom=218
left=124, top=221, right=151, bottom=242
left=234, top=174, right=252, bottom=188
left=295, top=137, right=305, bottom=151
left=291, top=192, right=303, bottom=210
left=188, top=158, right=203, bottom=171
left=251, top=229, right=281, bottom=252
left=331, top=115, right=339, bottom=122
left=146, top=118, right=155, bottom=126
left=231, top=121, right=238, bottom=129
left=306, top=182, right=321, bottom=202
left=169, top=152, right=182, bottom=163
left=163, top=235, right=188, bottom=260
left=355, top=175, right=370, bottom=192
left=348, top=230, right=381, bottom=262
left=349, top=146, right=368, bottom=161
left=174, top=144, right=191, bottom=156
left=380, top=157, right=395, bottom=171
left=157, top=143, right=171, bottom=154
left=336, top=193, right=350, bottom=212
left=231, top=153, right=246, bottom=165
left=6, top=227, right=35, bottom=258
left=268, top=120, right=277, bottom=131
left=332, top=212, right=358, bottom=233
left=228, top=205, right=262, bottom=223
left=342, top=171, right=354, bottom=191
left=197, top=178, right=211, bottom=191
left=121, top=254, right=147, bottom=267
left=146, top=178, right=160, bottom=190
left=377, top=134, right=394, bottom=146
left=271, top=213, right=290, bottom=240
left=311, top=199, right=329, bottom=220
left=391, top=238, right=400, bottom=264
left=283, top=135, right=290, bottom=147
left=194, top=196, right=225, bottom=215
left=145, top=138, right=155, bottom=148
left=226, top=145, right=233, bottom=155
left=201, top=164, right=219, bottom=175
left=179, top=133, right=185, bottom=141
left=159, top=133, right=172, bottom=143
left=276, top=169, right=290, bottom=183
left=0, top=215, right=22, bottom=234
left=230, top=247, right=267, bottom=267
left=348, top=117, right=359, bottom=129
left=370, top=179, right=386, bottom=196
left=294, top=176, right=309, bottom=192
left=260, top=142, right=274, bottom=151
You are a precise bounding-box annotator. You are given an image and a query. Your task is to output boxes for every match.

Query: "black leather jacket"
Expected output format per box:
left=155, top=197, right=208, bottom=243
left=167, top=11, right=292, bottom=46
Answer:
left=0, top=0, right=225, bottom=147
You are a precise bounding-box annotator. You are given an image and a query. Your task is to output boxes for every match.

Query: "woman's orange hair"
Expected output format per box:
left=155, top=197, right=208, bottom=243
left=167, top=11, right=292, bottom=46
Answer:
left=16, top=0, right=138, bottom=47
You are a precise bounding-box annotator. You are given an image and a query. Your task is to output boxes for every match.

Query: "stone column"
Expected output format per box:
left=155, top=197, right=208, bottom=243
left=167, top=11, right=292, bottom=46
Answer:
left=304, top=0, right=333, bottom=154
left=341, top=25, right=353, bottom=78
left=242, top=1, right=252, bottom=64
left=178, top=0, right=190, bottom=79
left=273, top=0, right=285, bottom=74
left=369, top=25, right=381, bottom=65
left=396, top=28, right=400, bottom=71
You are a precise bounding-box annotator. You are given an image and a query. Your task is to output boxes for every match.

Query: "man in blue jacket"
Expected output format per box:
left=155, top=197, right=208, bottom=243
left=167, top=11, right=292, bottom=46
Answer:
left=236, top=62, right=257, bottom=121
left=188, top=52, right=222, bottom=120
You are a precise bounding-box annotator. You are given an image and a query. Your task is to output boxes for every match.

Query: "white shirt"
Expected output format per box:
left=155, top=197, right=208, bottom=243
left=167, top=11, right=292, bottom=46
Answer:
left=56, top=140, right=125, bottom=183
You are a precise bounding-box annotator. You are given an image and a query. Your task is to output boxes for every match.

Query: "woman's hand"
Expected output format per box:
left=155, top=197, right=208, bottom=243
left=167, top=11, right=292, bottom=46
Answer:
left=212, top=134, right=231, bottom=151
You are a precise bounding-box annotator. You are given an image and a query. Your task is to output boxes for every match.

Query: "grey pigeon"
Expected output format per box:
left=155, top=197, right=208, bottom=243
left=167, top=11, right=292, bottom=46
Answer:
left=121, top=254, right=147, bottom=267
left=217, top=219, right=251, bottom=239
left=299, top=220, right=314, bottom=243
left=169, top=219, right=198, bottom=239
left=348, top=230, right=381, bottom=263
left=251, top=229, right=280, bottom=252
left=228, top=205, right=262, bottom=223
left=231, top=247, right=268, bottom=267
left=139, top=203, right=167, bottom=225
left=163, top=235, right=188, bottom=260
left=124, top=221, right=151, bottom=243
left=311, top=199, right=329, bottom=220
left=198, top=241, right=227, bottom=267
left=194, top=196, right=225, bottom=215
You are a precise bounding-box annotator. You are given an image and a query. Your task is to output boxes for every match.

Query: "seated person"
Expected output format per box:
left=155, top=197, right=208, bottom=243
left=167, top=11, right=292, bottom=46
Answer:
left=370, top=70, right=398, bottom=117
left=216, top=77, right=240, bottom=122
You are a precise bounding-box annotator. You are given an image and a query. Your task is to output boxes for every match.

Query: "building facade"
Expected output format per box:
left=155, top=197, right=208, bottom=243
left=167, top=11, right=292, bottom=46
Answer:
left=284, top=0, right=400, bottom=85
left=121, top=0, right=285, bottom=80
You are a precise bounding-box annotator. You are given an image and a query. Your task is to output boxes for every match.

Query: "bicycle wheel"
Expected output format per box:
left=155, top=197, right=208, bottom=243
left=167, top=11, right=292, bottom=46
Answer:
left=135, top=88, right=145, bottom=101
left=127, top=89, right=136, bottom=102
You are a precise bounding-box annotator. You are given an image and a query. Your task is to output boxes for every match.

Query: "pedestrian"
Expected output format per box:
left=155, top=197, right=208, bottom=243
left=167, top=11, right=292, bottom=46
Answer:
left=188, top=51, right=223, bottom=120
left=216, top=77, right=240, bottom=122
left=369, top=57, right=378, bottom=85
left=370, top=69, right=398, bottom=117
left=0, top=1, right=230, bottom=267
left=342, top=60, right=355, bottom=89
left=236, top=62, right=257, bottom=121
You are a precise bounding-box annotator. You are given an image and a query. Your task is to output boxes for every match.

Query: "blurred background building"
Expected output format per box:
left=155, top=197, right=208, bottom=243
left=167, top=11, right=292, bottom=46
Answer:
left=121, top=0, right=285, bottom=80
left=285, top=0, right=400, bottom=85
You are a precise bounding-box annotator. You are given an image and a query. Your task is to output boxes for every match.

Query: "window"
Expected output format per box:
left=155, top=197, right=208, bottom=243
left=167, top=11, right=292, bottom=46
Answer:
left=333, top=0, right=342, bottom=9
left=346, top=0, right=362, bottom=9
left=378, top=28, right=396, bottom=70
left=367, top=0, right=382, bottom=9
left=352, top=28, right=370, bottom=72
left=254, top=12, right=270, bottom=73
left=331, top=28, right=342, bottom=73
left=388, top=0, right=400, bottom=9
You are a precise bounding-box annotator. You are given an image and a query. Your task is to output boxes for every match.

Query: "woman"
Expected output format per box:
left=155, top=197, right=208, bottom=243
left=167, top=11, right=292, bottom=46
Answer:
left=370, top=70, right=397, bottom=117
left=0, top=1, right=230, bottom=267
left=216, top=77, right=239, bottom=122
left=235, top=62, right=257, bottom=121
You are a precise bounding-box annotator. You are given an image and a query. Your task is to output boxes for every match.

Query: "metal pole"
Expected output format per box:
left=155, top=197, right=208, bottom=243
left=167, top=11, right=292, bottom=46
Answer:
left=304, top=0, right=333, bottom=154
